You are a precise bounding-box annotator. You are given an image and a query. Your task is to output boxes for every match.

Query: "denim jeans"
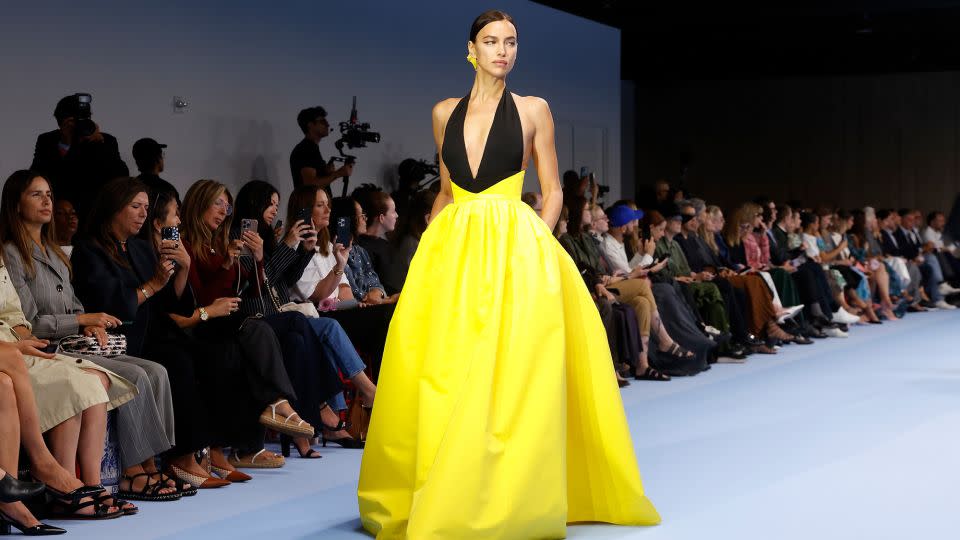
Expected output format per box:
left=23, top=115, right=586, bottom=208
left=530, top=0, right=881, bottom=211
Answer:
left=923, top=254, right=945, bottom=301
left=307, top=317, right=366, bottom=411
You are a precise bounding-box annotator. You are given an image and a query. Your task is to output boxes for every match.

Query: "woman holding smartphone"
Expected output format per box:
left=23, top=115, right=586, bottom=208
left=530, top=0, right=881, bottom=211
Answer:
left=219, top=180, right=374, bottom=453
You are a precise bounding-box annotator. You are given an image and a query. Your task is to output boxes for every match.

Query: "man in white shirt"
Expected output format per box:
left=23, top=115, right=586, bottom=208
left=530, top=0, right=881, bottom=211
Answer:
left=923, top=211, right=960, bottom=290
left=599, top=205, right=670, bottom=280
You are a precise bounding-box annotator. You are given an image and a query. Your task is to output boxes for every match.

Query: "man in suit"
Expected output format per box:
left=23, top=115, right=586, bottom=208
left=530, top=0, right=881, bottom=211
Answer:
left=879, top=209, right=932, bottom=310
left=30, top=94, right=129, bottom=216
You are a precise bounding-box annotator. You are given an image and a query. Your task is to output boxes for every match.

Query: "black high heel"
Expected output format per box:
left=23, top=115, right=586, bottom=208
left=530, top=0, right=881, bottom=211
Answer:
left=0, top=474, right=45, bottom=503
left=0, top=510, right=66, bottom=536
left=321, top=433, right=365, bottom=449
left=280, top=434, right=322, bottom=458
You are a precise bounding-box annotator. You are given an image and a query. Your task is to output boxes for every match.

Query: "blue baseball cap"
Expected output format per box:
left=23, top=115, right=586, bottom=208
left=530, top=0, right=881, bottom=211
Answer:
left=608, top=205, right=645, bottom=228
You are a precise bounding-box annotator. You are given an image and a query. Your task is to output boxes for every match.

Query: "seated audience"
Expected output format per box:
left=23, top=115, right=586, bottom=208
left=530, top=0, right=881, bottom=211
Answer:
left=1, top=170, right=182, bottom=503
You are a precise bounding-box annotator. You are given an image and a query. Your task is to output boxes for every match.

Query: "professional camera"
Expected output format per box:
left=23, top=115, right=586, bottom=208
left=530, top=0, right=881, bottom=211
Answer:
left=336, top=96, right=381, bottom=150
left=580, top=166, right=610, bottom=198
left=74, top=93, right=96, bottom=138
left=332, top=96, right=382, bottom=196
left=398, top=157, right=441, bottom=192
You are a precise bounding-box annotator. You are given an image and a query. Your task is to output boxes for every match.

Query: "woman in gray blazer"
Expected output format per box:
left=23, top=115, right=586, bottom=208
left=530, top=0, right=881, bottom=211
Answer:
left=0, top=170, right=184, bottom=504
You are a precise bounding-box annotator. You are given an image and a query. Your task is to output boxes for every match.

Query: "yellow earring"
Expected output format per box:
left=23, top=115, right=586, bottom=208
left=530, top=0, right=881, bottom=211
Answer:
left=466, top=54, right=478, bottom=71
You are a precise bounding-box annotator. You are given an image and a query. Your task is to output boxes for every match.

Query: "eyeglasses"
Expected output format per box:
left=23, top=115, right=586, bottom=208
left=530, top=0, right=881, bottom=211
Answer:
left=214, top=199, right=233, bottom=216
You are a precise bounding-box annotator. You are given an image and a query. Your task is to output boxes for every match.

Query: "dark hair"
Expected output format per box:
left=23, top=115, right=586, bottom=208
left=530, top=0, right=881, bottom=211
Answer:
left=297, top=106, right=327, bottom=134
left=876, top=208, right=893, bottom=222
left=85, top=177, right=150, bottom=267
left=331, top=197, right=359, bottom=242
left=397, top=190, right=437, bottom=242
left=351, top=183, right=383, bottom=220
left=139, top=190, right=179, bottom=248
left=566, top=196, right=589, bottom=237
left=928, top=211, right=943, bottom=225
left=800, top=211, right=819, bottom=231
left=777, top=204, right=793, bottom=223
left=363, top=191, right=393, bottom=228
left=234, top=180, right=280, bottom=256
left=562, top=170, right=581, bottom=193
left=469, top=10, right=516, bottom=42
left=521, top=192, right=539, bottom=208
left=898, top=208, right=911, bottom=217
left=286, top=185, right=331, bottom=256
left=53, top=95, right=79, bottom=124
left=0, top=170, right=72, bottom=276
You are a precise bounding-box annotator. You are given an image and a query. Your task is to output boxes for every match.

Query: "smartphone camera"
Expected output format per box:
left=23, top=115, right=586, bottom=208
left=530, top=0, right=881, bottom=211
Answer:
left=160, top=226, right=180, bottom=267
left=297, top=208, right=315, bottom=239
left=334, top=216, right=352, bottom=246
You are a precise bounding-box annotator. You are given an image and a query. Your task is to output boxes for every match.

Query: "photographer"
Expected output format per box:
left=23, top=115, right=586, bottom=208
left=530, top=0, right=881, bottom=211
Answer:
left=30, top=94, right=129, bottom=215
left=290, top=106, right=354, bottom=189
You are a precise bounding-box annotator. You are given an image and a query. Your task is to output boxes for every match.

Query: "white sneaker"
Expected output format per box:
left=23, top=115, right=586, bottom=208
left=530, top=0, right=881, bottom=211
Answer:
left=703, top=325, right=721, bottom=336
left=938, top=283, right=960, bottom=295
left=777, top=305, right=804, bottom=324
left=824, top=327, right=849, bottom=338
left=831, top=308, right=861, bottom=325
left=934, top=300, right=957, bottom=310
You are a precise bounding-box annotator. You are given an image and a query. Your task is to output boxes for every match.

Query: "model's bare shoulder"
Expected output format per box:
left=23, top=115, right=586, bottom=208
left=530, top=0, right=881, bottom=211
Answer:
left=514, top=94, right=551, bottom=122
left=432, top=98, right=460, bottom=124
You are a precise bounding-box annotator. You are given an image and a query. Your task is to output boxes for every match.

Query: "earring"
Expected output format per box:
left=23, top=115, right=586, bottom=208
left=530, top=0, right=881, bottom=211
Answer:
left=466, top=54, right=478, bottom=71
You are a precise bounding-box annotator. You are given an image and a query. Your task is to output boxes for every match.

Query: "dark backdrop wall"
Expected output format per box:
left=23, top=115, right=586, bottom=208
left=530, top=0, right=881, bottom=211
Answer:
left=633, top=71, right=960, bottom=214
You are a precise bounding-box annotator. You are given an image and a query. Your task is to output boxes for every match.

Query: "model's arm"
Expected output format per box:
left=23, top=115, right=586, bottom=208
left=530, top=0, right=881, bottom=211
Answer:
left=429, top=100, right=455, bottom=221
left=529, top=97, right=562, bottom=231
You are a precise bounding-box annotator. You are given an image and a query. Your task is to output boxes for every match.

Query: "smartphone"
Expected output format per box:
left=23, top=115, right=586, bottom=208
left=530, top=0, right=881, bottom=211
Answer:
left=297, top=208, right=315, bottom=239
left=333, top=216, right=352, bottom=246
left=580, top=166, right=590, bottom=178
left=241, top=218, right=258, bottom=233
left=274, top=219, right=283, bottom=232
left=160, top=226, right=179, bottom=267
left=161, top=226, right=180, bottom=241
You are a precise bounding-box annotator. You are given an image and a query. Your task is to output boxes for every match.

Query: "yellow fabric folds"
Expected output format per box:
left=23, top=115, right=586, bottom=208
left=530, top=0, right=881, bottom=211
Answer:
left=358, top=171, right=660, bottom=539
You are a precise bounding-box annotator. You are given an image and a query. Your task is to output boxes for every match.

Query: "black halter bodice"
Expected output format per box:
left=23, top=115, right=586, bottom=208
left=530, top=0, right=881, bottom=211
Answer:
left=441, top=89, right=524, bottom=194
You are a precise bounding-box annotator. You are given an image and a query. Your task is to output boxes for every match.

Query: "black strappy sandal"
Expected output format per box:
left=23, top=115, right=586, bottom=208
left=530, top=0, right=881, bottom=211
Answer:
left=46, top=486, right=124, bottom=521
left=88, top=485, right=138, bottom=515
left=634, top=367, right=671, bottom=381
left=152, top=471, right=198, bottom=497
left=117, top=473, right=182, bottom=502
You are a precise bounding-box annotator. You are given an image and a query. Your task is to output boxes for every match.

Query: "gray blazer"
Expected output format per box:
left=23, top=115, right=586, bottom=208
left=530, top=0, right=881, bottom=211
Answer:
left=2, top=242, right=83, bottom=339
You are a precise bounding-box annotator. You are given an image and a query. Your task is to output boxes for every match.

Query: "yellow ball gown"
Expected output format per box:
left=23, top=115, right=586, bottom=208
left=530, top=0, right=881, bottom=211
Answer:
left=358, top=89, right=660, bottom=539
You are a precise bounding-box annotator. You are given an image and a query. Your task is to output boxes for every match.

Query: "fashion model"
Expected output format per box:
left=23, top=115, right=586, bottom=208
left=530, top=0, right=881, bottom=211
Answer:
left=358, top=10, right=660, bottom=539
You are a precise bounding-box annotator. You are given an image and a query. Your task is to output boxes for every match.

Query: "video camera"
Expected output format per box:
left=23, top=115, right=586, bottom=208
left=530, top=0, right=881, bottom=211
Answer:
left=74, top=93, right=96, bottom=138
left=335, top=96, right=380, bottom=152
left=332, top=96, right=381, bottom=196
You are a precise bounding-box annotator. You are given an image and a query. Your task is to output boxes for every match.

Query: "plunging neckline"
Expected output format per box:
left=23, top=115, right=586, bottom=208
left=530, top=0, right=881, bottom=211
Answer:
left=462, top=88, right=507, bottom=181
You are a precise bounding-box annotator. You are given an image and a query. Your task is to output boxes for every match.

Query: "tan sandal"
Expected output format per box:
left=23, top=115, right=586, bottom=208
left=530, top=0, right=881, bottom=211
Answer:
left=259, top=399, right=315, bottom=438
left=228, top=449, right=285, bottom=469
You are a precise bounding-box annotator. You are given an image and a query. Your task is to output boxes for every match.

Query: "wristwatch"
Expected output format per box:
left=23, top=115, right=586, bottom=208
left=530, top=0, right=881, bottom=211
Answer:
left=198, top=307, right=209, bottom=321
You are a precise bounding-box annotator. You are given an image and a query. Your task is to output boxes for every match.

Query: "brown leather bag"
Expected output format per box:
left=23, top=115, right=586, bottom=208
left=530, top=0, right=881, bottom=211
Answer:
left=347, top=398, right=371, bottom=442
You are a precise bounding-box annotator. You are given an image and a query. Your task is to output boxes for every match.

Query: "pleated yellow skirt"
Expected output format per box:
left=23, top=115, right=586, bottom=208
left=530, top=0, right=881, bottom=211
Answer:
left=358, top=172, right=660, bottom=539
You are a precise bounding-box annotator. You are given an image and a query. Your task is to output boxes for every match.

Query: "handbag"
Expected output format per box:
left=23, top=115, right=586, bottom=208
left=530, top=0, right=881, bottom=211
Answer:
left=57, top=333, right=128, bottom=358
